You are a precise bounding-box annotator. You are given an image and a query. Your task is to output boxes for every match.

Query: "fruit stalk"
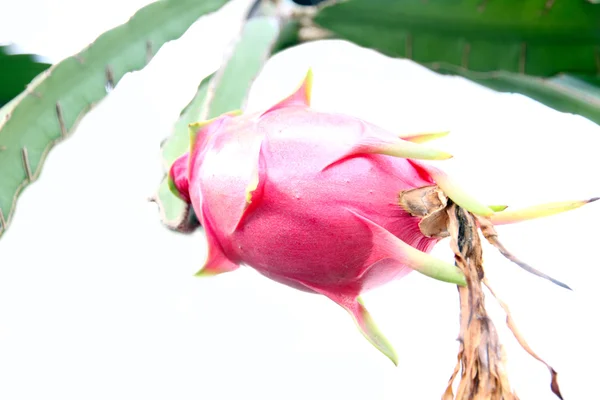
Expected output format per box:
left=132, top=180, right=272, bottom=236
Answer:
left=442, top=204, right=563, bottom=400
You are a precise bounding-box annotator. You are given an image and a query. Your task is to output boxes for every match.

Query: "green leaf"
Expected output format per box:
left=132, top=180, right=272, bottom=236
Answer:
left=0, top=46, right=50, bottom=107
left=161, top=74, right=214, bottom=170
left=312, top=0, right=600, bottom=124
left=203, top=16, right=283, bottom=120
left=314, top=0, right=600, bottom=77
left=433, top=65, right=600, bottom=125
left=154, top=13, right=300, bottom=232
left=0, top=0, right=231, bottom=239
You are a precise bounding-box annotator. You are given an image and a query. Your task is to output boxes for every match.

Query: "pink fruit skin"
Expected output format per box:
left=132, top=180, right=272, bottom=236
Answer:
left=168, top=72, right=454, bottom=363
left=166, top=71, right=594, bottom=364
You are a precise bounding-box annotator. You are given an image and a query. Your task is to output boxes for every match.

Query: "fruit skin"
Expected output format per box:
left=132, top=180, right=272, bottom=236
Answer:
left=168, top=70, right=466, bottom=365
left=167, top=70, right=597, bottom=365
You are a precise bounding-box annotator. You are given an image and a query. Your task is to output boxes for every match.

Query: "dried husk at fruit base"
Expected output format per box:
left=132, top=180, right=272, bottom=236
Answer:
left=399, top=187, right=570, bottom=400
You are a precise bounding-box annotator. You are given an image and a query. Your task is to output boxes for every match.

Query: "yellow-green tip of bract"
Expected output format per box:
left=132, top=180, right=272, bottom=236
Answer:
left=189, top=119, right=215, bottom=154
left=244, top=163, right=260, bottom=205
left=194, top=262, right=238, bottom=278
left=194, top=267, right=218, bottom=277
left=421, top=165, right=495, bottom=217
left=194, top=234, right=240, bottom=277
left=406, top=247, right=467, bottom=286
left=398, top=131, right=450, bottom=144
left=303, top=68, right=313, bottom=105
left=188, top=110, right=243, bottom=153
left=350, top=297, right=399, bottom=366
left=379, top=138, right=453, bottom=161
left=490, top=198, right=598, bottom=225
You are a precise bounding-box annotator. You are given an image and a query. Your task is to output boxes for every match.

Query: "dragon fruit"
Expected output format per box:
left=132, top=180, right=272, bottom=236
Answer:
left=168, top=70, right=594, bottom=365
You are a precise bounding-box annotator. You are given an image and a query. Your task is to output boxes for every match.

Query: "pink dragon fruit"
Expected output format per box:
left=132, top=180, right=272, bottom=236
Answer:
left=168, top=70, right=594, bottom=364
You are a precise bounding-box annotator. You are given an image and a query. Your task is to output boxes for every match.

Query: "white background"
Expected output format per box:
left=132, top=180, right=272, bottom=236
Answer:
left=1, top=0, right=599, bottom=399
